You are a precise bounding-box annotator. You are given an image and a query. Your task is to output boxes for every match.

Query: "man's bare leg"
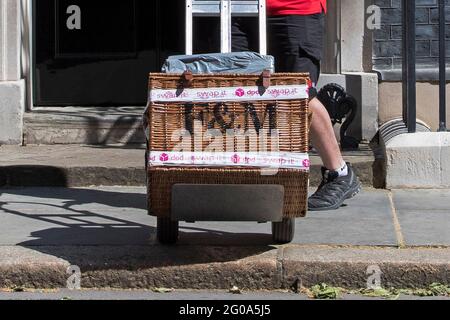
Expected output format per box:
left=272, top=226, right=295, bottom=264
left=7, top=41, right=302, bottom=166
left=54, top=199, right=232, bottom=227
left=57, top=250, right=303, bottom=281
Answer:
left=309, top=97, right=343, bottom=170
left=307, top=97, right=361, bottom=211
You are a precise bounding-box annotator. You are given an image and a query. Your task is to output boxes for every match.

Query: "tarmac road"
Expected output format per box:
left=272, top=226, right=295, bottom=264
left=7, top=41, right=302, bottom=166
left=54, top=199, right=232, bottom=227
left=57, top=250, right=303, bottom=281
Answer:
left=0, top=289, right=449, bottom=300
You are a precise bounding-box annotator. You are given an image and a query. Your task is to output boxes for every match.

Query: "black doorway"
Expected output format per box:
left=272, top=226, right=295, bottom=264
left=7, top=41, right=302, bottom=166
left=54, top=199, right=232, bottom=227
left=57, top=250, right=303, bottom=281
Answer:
left=34, top=0, right=185, bottom=106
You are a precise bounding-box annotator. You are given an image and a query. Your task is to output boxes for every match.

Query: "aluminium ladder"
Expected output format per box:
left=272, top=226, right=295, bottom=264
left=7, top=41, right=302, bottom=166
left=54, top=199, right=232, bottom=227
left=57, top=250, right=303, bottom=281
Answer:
left=185, top=0, right=267, bottom=55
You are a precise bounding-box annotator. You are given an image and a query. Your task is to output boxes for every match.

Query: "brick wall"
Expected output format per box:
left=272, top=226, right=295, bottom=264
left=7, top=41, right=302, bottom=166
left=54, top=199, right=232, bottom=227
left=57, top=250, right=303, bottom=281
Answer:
left=373, top=0, right=450, bottom=76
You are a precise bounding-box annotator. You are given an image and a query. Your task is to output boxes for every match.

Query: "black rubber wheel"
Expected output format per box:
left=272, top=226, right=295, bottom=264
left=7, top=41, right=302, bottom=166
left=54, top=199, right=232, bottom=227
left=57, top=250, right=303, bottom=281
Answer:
left=272, top=218, right=295, bottom=244
left=157, top=217, right=179, bottom=245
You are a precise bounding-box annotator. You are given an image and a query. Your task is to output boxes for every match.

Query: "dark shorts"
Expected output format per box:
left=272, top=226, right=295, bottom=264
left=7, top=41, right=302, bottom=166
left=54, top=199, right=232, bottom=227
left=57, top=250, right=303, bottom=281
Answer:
left=232, top=13, right=325, bottom=86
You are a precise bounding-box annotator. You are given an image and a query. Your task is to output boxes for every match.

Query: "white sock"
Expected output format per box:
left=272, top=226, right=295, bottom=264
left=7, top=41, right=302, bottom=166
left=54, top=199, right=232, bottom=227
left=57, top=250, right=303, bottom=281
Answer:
left=335, top=162, right=348, bottom=177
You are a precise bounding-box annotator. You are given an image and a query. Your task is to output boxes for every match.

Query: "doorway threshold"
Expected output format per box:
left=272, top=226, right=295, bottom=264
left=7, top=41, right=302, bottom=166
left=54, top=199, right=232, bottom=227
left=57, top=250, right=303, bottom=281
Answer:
left=24, top=106, right=146, bottom=146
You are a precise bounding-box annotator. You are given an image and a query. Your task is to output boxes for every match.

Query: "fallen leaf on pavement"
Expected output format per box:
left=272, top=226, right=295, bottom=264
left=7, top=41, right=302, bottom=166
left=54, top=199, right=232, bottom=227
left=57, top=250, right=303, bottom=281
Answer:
left=310, top=283, right=341, bottom=300
left=229, top=286, right=242, bottom=294
left=152, top=287, right=173, bottom=293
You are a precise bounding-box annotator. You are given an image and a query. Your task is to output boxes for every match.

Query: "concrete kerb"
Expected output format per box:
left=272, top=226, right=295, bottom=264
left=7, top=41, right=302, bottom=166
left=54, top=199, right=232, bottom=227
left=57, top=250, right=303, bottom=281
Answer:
left=0, top=245, right=448, bottom=290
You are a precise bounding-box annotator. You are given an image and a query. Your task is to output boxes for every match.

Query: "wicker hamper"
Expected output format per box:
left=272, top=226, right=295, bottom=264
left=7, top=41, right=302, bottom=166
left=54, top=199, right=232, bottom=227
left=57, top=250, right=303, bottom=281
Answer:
left=144, top=73, right=311, bottom=220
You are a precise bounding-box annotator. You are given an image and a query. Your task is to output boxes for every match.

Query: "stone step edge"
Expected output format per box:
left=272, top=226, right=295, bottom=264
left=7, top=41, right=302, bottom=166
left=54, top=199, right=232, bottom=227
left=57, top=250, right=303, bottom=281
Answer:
left=0, top=160, right=382, bottom=188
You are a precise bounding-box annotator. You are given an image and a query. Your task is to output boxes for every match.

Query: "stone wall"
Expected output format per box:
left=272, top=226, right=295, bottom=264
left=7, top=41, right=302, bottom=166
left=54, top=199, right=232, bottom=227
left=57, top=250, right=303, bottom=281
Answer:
left=373, top=0, right=450, bottom=80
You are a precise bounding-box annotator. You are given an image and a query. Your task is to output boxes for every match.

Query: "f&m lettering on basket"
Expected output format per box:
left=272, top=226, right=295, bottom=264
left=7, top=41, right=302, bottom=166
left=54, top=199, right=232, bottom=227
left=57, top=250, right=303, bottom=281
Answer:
left=183, top=102, right=278, bottom=135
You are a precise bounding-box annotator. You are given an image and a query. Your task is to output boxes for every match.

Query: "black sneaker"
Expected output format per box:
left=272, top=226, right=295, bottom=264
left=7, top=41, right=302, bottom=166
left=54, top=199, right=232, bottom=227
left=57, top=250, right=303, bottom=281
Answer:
left=308, top=162, right=361, bottom=211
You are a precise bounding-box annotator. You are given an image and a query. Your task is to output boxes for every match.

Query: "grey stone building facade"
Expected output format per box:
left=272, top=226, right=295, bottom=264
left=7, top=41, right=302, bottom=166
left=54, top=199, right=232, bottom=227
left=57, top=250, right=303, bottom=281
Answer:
left=0, top=0, right=448, bottom=145
left=373, top=0, right=450, bottom=80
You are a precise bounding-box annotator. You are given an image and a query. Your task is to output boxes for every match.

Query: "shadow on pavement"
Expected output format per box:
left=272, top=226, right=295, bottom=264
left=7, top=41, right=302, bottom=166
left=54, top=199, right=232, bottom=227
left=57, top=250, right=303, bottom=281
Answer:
left=0, top=166, right=71, bottom=187
left=0, top=188, right=276, bottom=269
left=0, top=187, right=148, bottom=209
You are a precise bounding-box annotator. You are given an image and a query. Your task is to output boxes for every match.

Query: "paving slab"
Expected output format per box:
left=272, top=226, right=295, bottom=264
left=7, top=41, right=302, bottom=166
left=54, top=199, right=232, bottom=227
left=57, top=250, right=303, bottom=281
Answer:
left=392, top=189, right=450, bottom=211
left=0, top=187, right=395, bottom=247
left=392, top=190, right=450, bottom=246
left=293, top=189, right=397, bottom=246
left=0, top=187, right=150, bottom=246
left=156, top=189, right=396, bottom=247
left=0, top=187, right=447, bottom=248
left=395, top=210, right=450, bottom=246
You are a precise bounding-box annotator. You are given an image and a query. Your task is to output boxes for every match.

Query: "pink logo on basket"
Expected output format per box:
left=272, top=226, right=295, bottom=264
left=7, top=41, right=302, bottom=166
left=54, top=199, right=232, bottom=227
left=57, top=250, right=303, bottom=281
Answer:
left=235, top=88, right=245, bottom=97
left=159, top=153, right=169, bottom=162
left=231, top=154, right=241, bottom=164
left=302, top=159, right=311, bottom=168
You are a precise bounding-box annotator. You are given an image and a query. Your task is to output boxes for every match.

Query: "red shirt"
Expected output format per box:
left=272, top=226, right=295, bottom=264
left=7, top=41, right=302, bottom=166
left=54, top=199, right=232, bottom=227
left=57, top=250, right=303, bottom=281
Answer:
left=267, top=0, right=327, bottom=16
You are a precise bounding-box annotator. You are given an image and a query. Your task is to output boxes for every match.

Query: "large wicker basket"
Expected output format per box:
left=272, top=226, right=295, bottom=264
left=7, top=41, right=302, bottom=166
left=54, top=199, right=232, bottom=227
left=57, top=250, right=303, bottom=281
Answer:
left=145, top=73, right=311, bottom=219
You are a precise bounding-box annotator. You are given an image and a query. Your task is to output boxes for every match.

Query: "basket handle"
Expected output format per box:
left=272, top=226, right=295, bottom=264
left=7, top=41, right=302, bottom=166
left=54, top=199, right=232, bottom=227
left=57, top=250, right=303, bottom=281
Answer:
left=182, top=71, right=194, bottom=87
left=260, top=70, right=271, bottom=89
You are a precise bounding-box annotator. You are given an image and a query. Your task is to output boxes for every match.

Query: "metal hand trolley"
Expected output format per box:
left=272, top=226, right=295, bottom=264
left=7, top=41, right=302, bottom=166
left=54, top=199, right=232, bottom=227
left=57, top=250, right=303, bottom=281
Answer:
left=144, top=0, right=311, bottom=245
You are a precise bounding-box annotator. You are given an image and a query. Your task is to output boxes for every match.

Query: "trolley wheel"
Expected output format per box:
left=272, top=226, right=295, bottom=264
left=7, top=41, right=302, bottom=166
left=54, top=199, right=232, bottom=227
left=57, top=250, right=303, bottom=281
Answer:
left=272, top=218, right=295, bottom=244
left=157, top=217, right=179, bottom=245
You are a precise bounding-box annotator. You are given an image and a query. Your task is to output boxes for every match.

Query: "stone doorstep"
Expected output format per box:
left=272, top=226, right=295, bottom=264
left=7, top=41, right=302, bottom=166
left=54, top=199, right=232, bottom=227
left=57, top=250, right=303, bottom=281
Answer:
left=23, top=107, right=146, bottom=145
left=0, top=145, right=379, bottom=188
left=0, top=245, right=448, bottom=290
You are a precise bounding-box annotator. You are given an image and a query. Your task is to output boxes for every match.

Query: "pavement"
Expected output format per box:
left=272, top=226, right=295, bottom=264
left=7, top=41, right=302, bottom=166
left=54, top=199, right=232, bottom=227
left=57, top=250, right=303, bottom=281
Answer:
left=0, top=186, right=449, bottom=291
